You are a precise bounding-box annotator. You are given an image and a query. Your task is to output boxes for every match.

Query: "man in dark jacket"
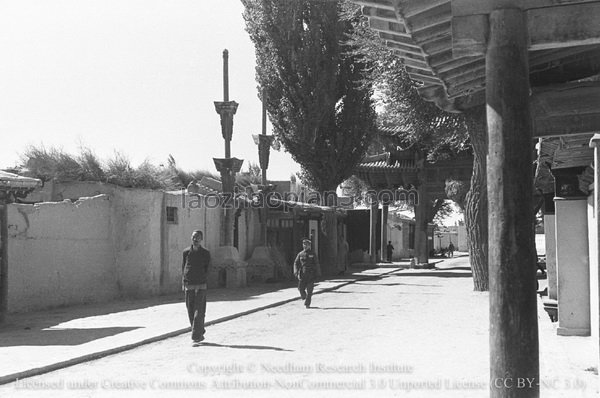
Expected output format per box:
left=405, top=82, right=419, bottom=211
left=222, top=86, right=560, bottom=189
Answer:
left=293, top=237, right=321, bottom=308
left=182, top=230, right=211, bottom=343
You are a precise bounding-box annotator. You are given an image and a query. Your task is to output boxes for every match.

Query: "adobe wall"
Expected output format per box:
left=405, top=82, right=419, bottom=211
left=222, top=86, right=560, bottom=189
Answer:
left=25, top=180, right=117, bottom=203
left=163, top=192, right=221, bottom=293
left=7, top=196, right=118, bottom=312
left=457, top=225, right=468, bottom=252
left=110, top=187, right=164, bottom=297
left=6, top=183, right=277, bottom=312
left=385, top=219, right=412, bottom=260
left=162, top=192, right=260, bottom=291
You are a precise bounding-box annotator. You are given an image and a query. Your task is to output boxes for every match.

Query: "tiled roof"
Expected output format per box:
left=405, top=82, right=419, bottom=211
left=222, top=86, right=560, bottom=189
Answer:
left=350, top=0, right=600, bottom=113
left=357, top=151, right=418, bottom=171
left=356, top=158, right=417, bottom=170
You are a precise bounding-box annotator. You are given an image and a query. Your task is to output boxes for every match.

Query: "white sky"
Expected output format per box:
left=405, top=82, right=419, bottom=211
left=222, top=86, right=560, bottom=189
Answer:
left=0, top=0, right=301, bottom=180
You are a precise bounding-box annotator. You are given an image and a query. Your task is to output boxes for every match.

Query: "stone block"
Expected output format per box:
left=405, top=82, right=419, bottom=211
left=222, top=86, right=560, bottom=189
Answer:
left=210, top=246, right=248, bottom=288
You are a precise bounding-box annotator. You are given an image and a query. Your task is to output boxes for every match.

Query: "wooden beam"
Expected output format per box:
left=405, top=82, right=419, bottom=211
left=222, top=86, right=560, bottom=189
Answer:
left=368, top=18, right=409, bottom=35
left=453, top=89, right=486, bottom=110
left=385, top=46, right=427, bottom=61
left=400, top=2, right=452, bottom=33
left=439, top=60, right=485, bottom=80
left=530, top=47, right=600, bottom=86
left=532, top=81, right=600, bottom=116
left=534, top=114, right=600, bottom=137
left=362, top=6, right=398, bottom=22
left=532, top=82, right=600, bottom=137
left=352, top=0, right=395, bottom=11
left=451, top=14, right=490, bottom=57
left=386, top=41, right=425, bottom=56
left=379, top=32, right=422, bottom=48
left=421, top=35, right=452, bottom=55
left=452, top=0, right=599, bottom=17
left=447, top=76, right=486, bottom=98
left=528, top=3, right=600, bottom=51
left=397, top=55, right=431, bottom=69
left=412, top=22, right=452, bottom=44
left=452, top=2, right=600, bottom=56
left=394, top=0, right=450, bottom=18
left=405, top=70, right=444, bottom=85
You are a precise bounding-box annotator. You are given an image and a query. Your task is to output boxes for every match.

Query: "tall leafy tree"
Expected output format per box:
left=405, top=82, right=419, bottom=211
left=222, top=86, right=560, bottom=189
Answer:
left=349, top=15, right=489, bottom=290
left=242, top=0, right=377, bottom=199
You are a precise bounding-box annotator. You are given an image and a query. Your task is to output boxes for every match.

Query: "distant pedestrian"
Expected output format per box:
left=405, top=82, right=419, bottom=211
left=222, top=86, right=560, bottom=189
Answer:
left=337, top=232, right=349, bottom=275
left=447, top=242, right=455, bottom=258
left=293, top=237, right=322, bottom=308
left=182, top=230, right=211, bottom=344
left=386, top=241, right=394, bottom=262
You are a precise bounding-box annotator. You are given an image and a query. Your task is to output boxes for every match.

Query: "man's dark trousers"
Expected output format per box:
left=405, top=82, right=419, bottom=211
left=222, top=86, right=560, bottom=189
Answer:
left=185, top=288, right=206, bottom=340
left=298, top=269, right=316, bottom=307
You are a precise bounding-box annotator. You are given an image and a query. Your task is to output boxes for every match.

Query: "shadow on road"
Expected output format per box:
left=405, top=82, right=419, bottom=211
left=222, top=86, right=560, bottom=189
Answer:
left=308, top=307, right=370, bottom=310
left=326, top=291, right=373, bottom=294
left=196, top=342, right=293, bottom=351
left=376, top=282, right=442, bottom=287
left=0, top=327, right=141, bottom=347
left=394, top=271, right=472, bottom=278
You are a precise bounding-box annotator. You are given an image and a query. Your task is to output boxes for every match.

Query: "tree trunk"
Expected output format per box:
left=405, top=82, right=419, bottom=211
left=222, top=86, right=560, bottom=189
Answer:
left=320, top=189, right=338, bottom=276
left=464, top=106, right=489, bottom=291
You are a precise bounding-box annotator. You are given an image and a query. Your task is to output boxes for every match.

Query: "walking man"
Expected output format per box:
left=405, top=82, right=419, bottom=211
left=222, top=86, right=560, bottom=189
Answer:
left=447, top=242, right=455, bottom=258
left=386, top=241, right=394, bottom=262
left=293, top=237, right=321, bottom=308
left=182, top=230, right=211, bottom=344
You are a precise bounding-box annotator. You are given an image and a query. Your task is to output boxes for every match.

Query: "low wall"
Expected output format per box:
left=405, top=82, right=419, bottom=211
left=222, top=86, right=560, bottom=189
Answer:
left=111, top=188, right=164, bottom=297
left=6, top=189, right=229, bottom=312
left=163, top=192, right=222, bottom=292
left=8, top=196, right=118, bottom=312
left=5, top=183, right=288, bottom=312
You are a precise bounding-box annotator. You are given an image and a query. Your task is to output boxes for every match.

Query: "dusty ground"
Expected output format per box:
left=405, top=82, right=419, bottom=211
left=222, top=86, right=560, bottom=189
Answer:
left=1, top=258, right=596, bottom=398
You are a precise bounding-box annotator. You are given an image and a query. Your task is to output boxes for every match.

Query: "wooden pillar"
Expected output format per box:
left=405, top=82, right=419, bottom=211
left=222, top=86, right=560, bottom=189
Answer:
left=369, top=193, right=378, bottom=264
left=0, top=198, right=8, bottom=323
left=543, top=193, right=557, bottom=300
left=486, top=8, right=539, bottom=397
left=381, top=202, right=389, bottom=262
left=590, top=134, right=600, bottom=373
left=554, top=196, right=590, bottom=336
left=414, top=186, right=429, bottom=264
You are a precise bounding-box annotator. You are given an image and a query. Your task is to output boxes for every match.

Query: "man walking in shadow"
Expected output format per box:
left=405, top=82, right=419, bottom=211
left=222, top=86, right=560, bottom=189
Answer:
left=293, top=237, right=321, bottom=308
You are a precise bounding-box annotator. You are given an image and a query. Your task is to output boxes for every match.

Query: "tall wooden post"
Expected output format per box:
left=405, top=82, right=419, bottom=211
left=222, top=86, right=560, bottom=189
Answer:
left=381, top=202, right=389, bottom=261
left=214, top=49, right=242, bottom=247
left=486, top=8, right=539, bottom=397
left=256, top=88, right=274, bottom=246
left=369, top=193, right=378, bottom=263
left=414, top=185, right=429, bottom=264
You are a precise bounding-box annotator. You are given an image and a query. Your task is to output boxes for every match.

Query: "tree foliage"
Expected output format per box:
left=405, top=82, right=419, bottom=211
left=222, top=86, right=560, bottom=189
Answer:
left=347, top=15, right=469, bottom=161
left=242, top=0, right=377, bottom=194
left=18, top=145, right=219, bottom=190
